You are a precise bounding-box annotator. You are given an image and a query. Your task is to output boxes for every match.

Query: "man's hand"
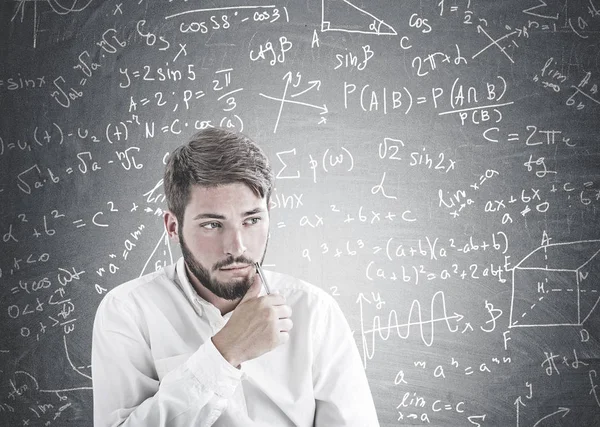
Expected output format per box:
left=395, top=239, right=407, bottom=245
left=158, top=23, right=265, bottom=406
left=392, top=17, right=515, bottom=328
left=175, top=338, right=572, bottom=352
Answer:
left=212, top=274, right=293, bottom=367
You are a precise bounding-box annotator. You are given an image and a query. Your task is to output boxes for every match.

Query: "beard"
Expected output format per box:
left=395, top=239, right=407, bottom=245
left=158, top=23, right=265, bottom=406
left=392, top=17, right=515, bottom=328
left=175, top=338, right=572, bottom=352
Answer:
left=179, top=226, right=269, bottom=301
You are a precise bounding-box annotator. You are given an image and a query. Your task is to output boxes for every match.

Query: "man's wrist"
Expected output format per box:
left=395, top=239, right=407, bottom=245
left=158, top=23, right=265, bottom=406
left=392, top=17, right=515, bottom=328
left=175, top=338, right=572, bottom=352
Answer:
left=211, top=335, right=242, bottom=368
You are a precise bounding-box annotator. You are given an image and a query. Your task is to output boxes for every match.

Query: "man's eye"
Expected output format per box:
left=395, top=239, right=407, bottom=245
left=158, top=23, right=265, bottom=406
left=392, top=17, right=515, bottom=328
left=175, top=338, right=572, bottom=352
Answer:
left=202, top=222, right=221, bottom=229
left=246, top=217, right=260, bottom=225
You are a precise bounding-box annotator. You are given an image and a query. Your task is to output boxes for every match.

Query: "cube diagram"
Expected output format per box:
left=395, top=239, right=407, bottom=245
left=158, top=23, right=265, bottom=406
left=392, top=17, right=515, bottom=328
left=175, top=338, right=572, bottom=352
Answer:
left=509, top=240, right=600, bottom=327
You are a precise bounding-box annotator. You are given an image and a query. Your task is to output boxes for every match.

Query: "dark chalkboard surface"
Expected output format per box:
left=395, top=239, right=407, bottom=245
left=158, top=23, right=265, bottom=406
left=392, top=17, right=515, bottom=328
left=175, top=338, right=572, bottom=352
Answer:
left=1, top=0, right=599, bottom=425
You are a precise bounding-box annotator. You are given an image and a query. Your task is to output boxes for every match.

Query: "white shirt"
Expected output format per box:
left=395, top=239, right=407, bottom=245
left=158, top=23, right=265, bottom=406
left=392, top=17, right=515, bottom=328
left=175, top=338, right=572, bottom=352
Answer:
left=91, top=258, right=379, bottom=426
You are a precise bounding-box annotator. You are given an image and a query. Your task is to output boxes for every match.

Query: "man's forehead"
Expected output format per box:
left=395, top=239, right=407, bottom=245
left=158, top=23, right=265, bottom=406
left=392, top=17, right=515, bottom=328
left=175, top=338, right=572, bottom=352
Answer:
left=185, top=183, right=267, bottom=217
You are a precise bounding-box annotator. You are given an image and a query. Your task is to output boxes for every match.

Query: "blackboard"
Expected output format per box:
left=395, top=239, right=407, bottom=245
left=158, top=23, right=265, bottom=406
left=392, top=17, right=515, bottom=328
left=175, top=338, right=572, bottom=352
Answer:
left=1, top=0, right=599, bottom=425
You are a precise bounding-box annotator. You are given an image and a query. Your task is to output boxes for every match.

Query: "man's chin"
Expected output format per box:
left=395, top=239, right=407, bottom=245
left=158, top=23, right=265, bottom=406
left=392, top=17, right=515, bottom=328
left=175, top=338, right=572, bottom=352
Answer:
left=209, top=277, right=251, bottom=300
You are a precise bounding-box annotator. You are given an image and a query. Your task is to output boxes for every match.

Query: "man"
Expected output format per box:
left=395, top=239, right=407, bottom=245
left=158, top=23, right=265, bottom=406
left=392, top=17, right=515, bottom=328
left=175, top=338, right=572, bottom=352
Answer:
left=91, top=128, right=379, bottom=426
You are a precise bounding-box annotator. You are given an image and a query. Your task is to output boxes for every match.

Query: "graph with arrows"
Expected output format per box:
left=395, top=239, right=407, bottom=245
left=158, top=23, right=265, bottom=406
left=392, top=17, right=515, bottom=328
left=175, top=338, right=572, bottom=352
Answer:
left=356, top=291, right=463, bottom=368
left=259, top=71, right=328, bottom=133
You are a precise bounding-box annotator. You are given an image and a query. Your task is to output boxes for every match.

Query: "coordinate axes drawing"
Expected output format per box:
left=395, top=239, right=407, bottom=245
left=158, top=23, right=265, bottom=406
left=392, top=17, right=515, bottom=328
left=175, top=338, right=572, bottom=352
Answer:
left=509, top=240, right=600, bottom=328
left=356, top=291, right=463, bottom=368
left=259, top=72, right=328, bottom=133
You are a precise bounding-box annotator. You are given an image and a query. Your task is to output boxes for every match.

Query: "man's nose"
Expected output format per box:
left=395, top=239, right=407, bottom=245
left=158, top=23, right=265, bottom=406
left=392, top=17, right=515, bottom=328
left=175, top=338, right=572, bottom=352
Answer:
left=224, top=228, right=246, bottom=257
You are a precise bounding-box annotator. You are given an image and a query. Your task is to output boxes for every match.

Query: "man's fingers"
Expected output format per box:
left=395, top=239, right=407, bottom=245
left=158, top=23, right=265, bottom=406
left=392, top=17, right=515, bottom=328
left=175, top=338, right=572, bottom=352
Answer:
left=274, top=304, right=292, bottom=319
left=279, top=331, right=290, bottom=343
left=278, top=318, right=293, bottom=332
left=266, top=293, right=286, bottom=306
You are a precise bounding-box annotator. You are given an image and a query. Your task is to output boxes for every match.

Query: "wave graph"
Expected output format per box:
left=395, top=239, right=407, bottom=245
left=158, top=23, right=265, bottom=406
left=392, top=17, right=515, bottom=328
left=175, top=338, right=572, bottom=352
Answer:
left=356, top=291, right=462, bottom=368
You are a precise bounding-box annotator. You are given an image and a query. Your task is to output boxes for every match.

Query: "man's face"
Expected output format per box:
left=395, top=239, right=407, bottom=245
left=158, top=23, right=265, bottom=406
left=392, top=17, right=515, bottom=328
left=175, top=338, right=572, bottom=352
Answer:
left=176, top=183, right=270, bottom=300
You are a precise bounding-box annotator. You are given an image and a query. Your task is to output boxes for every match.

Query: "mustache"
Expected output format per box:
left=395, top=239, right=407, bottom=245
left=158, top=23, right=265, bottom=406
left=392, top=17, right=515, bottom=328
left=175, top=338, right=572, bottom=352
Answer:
left=213, top=255, right=254, bottom=271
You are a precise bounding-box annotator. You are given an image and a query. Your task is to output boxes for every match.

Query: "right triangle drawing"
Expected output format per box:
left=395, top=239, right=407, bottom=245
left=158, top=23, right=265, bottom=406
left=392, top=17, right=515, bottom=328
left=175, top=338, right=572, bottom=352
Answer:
left=139, top=229, right=176, bottom=278
left=321, top=0, right=397, bottom=35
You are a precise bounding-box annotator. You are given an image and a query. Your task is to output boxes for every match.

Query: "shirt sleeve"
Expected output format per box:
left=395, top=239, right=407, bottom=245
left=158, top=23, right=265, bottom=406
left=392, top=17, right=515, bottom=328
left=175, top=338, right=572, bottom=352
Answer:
left=91, top=293, right=243, bottom=427
left=312, top=297, right=380, bottom=427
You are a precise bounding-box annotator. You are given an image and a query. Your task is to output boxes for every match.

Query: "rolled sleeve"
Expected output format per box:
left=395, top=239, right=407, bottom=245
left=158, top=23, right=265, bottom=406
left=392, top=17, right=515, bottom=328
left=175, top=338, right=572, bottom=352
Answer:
left=186, top=337, right=243, bottom=399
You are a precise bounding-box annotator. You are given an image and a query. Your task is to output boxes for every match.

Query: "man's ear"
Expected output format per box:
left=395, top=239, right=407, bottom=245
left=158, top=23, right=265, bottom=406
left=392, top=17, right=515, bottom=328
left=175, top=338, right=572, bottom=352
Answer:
left=164, top=210, right=180, bottom=242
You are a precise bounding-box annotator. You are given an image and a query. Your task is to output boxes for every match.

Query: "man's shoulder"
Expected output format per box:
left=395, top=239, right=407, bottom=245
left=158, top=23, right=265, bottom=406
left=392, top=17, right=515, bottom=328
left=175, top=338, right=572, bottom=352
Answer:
left=101, top=263, right=178, bottom=306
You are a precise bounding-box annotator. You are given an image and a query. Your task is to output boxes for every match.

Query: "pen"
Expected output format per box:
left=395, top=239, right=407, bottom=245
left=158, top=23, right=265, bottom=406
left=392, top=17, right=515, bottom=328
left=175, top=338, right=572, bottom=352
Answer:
left=254, top=262, right=271, bottom=295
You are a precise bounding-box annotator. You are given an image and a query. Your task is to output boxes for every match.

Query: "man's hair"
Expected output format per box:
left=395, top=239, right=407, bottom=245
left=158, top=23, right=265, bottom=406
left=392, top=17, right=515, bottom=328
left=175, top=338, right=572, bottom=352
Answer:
left=164, top=128, right=274, bottom=223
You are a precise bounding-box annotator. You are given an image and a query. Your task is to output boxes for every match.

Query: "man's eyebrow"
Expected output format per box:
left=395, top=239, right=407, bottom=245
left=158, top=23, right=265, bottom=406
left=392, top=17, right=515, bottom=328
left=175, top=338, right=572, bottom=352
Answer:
left=192, top=213, right=226, bottom=221
left=191, top=208, right=265, bottom=221
left=243, top=207, right=265, bottom=217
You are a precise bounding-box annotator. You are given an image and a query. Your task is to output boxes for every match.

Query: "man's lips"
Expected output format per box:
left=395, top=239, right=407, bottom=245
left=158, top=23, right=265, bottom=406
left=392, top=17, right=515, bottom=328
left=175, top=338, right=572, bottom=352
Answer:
left=219, top=264, right=252, bottom=271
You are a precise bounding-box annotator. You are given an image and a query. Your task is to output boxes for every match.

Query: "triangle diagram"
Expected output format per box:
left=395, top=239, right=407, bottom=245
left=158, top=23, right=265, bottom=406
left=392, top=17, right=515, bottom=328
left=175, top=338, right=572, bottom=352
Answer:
left=139, top=230, right=176, bottom=277
left=321, top=0, right=397, bottom=35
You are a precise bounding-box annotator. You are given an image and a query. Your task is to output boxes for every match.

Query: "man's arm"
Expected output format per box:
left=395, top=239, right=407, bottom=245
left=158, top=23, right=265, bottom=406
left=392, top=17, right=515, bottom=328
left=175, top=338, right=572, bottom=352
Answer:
left=91, top=294, right=242, bottom=427
left=312, top=297, right=380, bottom=427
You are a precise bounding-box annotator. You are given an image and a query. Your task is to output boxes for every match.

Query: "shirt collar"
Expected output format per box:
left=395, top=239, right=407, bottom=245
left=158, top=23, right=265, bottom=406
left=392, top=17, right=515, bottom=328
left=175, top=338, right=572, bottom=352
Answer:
left=174, top=257, right=208, bottom=317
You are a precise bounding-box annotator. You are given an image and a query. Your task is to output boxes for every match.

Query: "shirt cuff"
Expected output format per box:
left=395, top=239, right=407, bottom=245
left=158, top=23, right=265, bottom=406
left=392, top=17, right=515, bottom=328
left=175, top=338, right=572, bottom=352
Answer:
left=185, top=338, right=243, bottom=399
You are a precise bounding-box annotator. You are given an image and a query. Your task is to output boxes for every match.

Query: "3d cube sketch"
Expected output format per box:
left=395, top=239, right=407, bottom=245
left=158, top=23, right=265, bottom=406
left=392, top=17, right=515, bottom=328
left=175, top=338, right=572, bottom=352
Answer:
left=509, top=240, right=600, bottom=328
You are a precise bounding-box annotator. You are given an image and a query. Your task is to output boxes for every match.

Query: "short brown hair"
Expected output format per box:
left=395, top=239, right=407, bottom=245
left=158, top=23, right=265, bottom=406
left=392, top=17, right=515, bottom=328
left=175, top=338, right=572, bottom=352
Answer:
left=164, top=128, right=274, bottom=222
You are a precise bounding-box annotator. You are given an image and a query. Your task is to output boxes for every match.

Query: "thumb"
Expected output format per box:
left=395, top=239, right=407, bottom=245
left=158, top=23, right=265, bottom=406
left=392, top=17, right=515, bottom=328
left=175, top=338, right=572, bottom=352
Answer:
left=241, top=271, right=262, bottom=302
